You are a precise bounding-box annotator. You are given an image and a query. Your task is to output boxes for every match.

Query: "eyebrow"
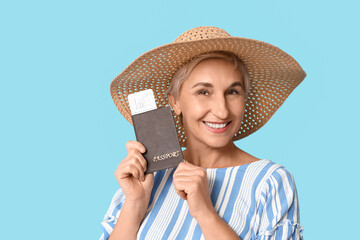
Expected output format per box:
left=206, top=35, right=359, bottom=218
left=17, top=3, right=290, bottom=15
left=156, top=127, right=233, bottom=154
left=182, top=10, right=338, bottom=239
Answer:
left=191, top=81, right=243, bottom=89
left=191, top=82, right=213, bottom=88
left=229, top=82, right=243, bottom=88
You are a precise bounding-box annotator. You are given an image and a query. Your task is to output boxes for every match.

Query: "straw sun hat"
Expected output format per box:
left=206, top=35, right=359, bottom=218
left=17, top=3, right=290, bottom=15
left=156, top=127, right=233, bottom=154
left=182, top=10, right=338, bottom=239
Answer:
left=110, top=26, right=306, bottom=147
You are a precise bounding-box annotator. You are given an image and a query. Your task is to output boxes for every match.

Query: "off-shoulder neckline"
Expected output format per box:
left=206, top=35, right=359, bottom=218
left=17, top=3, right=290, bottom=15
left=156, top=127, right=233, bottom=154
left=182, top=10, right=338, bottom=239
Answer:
left=204, top=159, right=270, bottom=171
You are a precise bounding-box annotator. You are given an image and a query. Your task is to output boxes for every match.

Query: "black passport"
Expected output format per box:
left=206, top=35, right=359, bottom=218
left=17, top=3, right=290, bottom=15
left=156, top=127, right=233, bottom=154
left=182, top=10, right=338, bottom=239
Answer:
left=131, top=106, right=184, bottom=174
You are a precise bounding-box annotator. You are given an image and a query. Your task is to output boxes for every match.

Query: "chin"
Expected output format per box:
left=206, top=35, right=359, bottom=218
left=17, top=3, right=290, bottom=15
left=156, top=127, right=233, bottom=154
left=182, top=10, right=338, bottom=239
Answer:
left=200, top=137, right=234, bottom=149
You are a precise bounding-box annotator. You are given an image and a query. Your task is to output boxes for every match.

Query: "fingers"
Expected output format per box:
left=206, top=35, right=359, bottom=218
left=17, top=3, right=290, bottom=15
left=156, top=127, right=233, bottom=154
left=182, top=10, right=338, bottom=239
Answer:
left=173, top=175, right=188, bottom=200
left=116, top=157, right=144, bottom=180
left=126, top=140, right=146, bottom=154
left=175, top=162, right=206, bottom=177
left=173, top=176, right=203, bottom=201
left=177, top=161, right=202, bottom=171
left=173, top=174, right=203, bottom=193
left=126, top=141, right=147, bottom=172
left=173, top=163, right=208, bottom=200
left=127, top=150, right=148, bottom=174
left=116, top=141, right=148, bottom=182
left=125, top=159, right=146, bottom=180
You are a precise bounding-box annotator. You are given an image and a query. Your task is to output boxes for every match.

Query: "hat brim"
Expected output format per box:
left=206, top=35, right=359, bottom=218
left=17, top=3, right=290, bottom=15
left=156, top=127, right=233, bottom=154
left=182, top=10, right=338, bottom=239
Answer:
left=110, top=36, right=306, bottom=147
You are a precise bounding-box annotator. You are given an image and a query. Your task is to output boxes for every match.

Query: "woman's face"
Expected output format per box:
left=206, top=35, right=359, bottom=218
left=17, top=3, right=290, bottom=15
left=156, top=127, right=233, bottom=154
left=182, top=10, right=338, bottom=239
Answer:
left=170, top=58, right=246, bottom=149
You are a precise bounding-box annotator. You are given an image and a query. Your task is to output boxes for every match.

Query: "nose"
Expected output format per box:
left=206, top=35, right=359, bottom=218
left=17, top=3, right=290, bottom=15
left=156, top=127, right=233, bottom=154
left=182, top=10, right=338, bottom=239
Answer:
left=212, top=94, right=229, bottom=119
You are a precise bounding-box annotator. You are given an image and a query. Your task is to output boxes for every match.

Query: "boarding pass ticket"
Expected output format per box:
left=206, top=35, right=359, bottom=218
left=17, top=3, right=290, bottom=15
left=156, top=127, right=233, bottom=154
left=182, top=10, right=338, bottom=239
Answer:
left=128, top=89, right=157, bottom=115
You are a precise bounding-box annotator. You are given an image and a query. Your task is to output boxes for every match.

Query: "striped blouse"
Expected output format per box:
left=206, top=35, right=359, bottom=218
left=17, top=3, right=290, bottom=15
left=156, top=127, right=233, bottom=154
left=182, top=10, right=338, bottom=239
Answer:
left=100, top=159, right=303, bottom=240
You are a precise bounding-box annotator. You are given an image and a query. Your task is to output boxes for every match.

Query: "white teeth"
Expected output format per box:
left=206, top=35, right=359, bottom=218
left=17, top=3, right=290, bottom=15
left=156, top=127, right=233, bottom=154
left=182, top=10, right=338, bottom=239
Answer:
left=204, top=122, right=228, bottom=129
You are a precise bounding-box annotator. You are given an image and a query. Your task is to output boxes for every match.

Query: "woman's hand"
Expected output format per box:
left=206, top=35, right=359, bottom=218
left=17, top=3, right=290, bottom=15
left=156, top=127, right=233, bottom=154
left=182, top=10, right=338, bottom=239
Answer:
left=115, top=141, right=154, bottom=204
left=173, top=162, right=241, bottom=239
left=173, top=162, right=216, bottom=221
left=109, top=141, right=154, bottom=240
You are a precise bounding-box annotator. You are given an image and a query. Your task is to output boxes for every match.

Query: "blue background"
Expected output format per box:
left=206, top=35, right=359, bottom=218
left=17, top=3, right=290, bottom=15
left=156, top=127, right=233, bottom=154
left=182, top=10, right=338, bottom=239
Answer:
left=1, top=0, right=359, bottom=239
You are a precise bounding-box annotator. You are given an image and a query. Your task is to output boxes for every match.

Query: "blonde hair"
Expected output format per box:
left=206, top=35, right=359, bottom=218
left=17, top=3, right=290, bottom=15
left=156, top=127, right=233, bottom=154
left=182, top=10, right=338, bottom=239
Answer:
left=166, top=51, right=250, bottom=100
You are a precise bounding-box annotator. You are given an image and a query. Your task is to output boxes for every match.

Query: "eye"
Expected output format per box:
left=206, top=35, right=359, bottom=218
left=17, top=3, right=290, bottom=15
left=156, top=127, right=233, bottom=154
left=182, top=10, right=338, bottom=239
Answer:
left=227, top=89, right=240, bottom=95
left=197, top=89, right=209, bottom=95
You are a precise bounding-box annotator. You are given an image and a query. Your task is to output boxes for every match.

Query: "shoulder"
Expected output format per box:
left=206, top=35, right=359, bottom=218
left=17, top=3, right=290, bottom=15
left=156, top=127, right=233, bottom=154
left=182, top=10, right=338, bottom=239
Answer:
left=238, top=159, right=286, bottom=178
left=232, top=159, right=297, bottom=194
left=249, top=159, right=295, bottom=180
left=264, top=161, right=296, bottom=186
left=256, top=160, right=298, bottom=202
left=207, top=159, right=290, bottom=195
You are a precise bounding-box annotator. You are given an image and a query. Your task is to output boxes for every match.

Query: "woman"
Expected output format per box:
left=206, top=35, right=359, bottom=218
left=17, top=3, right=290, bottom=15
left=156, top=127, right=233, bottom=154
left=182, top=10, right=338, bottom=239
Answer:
left=100, top=26, right=306, bottom=240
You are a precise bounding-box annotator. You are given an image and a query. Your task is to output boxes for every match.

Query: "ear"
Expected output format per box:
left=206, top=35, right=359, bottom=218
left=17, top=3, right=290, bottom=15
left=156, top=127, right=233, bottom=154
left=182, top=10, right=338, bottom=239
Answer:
left=168, top=94, right=182, bottom=116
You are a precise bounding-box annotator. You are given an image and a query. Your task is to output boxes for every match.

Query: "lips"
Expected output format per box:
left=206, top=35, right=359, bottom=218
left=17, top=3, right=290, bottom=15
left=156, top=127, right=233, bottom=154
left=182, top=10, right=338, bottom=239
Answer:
left=203, top=121, right=232, bottom=133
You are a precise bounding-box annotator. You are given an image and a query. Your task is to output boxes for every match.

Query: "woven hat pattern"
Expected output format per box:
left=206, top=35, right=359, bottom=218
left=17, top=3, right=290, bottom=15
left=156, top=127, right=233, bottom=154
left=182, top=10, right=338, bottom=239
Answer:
left=110, top=26, right=306, bottom=147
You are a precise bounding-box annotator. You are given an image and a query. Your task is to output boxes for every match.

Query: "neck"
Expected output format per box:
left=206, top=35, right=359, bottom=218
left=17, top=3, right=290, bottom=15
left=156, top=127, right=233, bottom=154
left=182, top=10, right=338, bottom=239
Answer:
left=183, top=142, right=245, bottom=168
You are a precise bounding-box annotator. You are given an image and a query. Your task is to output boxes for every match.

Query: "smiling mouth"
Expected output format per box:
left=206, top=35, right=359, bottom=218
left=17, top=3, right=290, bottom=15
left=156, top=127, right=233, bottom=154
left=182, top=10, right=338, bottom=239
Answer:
left=203, top=121, right=231, bottom=129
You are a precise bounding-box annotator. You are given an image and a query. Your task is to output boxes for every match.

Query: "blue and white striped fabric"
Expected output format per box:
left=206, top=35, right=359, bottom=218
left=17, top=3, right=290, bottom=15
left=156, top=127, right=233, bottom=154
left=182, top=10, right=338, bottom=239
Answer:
left=100, top=159, right=303, bottom=240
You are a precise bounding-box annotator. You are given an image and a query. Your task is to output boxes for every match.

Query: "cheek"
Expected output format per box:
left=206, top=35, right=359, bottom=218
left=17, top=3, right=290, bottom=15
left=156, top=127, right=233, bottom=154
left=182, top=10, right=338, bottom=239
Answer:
left=234, top=105, right=245, bottom=116
left=180, top=98, right=209, bottom=120
left=229, top=99, right=246, bottom=117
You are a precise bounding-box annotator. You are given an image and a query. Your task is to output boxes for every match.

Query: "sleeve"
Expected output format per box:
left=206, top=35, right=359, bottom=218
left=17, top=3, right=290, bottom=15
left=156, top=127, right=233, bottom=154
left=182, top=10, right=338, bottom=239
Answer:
left=99, top=188, right=125, bottom=240
left=256, top=167, right=303, bottom=240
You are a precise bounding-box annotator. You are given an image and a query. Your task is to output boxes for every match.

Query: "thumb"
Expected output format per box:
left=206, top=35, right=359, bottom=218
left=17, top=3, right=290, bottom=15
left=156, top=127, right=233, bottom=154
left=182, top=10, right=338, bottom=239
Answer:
left=176, top=190, right=188, bottom=200
left=143, top=173, right=154, bottom=188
